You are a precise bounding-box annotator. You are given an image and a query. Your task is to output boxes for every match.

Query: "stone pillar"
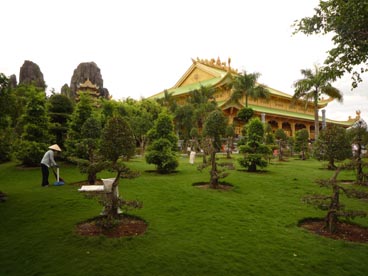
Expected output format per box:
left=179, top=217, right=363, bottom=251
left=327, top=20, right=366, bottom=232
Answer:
left=322, top=109, right=326, bottom=129
left=278, top=121, right=282, bottom=129
left=291, top=122, right=296, bottom=137
left=261, top=113, right=266, bottom=123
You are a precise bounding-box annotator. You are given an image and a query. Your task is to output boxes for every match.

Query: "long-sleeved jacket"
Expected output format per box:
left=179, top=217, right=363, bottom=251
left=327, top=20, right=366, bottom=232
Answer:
left=40, top=150, right=57, bottom=167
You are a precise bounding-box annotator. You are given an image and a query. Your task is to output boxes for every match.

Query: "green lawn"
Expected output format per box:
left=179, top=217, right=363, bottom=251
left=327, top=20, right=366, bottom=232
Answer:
left=0, top=155, right=367, bottom=276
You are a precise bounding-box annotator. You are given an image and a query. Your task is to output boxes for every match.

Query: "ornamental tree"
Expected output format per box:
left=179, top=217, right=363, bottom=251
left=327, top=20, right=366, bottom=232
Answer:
left=100, top=116, right=137, bottom=219
left=303, top=166, right=368, bottom=233
left=199, top=109, right=228, bottom=188
left=313, top=125, right=351, bottom=170
left=294, top=129, right=310, bottom=160
left=238, top=117, right=271, bottom=172
left=145, top=112, right=178, bottom=173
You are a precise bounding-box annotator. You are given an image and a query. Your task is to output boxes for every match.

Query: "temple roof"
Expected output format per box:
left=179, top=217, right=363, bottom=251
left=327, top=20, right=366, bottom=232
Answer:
left=148, top=58, right=355, bottom=126
left=78, top=78, right=99, bottom=90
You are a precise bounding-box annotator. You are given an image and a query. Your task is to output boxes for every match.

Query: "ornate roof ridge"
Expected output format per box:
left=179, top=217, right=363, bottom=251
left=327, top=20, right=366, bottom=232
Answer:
left=193, top=57, right=238, bottom=74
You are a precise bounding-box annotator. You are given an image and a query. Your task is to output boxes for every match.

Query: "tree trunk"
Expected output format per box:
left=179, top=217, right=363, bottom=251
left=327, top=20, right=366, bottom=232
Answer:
left=356, top=143, right=363, bottom=184
left=325, top=184, right=339, bottom=233
left=88, top=173, right=96, bottom=185
left=226, top=136, right=232, bottom=159
left=327, top=159, right=336, bottom=170
left=248, top=162, right=257, bottom=172
left=107, top=171, right=122, bottom=219
left=209, top=151, right=218, bottom=189
left=314, top=106, right=319, bottom=140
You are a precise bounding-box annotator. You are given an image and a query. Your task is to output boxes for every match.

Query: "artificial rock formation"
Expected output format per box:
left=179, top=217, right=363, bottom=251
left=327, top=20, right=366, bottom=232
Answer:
left=69, top=62, right=110, bottom=99
left=19, top=60, right=46, bottom=90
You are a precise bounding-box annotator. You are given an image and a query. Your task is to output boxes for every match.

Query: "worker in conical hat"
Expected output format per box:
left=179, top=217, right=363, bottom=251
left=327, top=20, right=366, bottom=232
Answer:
left=40, top=144, right=61, bottom=187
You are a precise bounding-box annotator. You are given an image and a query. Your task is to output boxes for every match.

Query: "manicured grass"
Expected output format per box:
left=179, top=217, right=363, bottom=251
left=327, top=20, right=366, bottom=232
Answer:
left=0, top=155, right=368, bottom=276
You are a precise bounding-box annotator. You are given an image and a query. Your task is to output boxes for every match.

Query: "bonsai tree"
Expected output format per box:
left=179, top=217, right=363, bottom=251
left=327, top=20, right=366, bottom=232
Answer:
left=314, top=125, right=351, bottom=170
left=198, top=109, right=229, bottom=189
left=145, top=112, right=178, bottom=173
left=70, top=116, right=109, bottom=185
left=294, top=129, right=309, bottom=160
left=238, top=117, right=271, bottom=172
left=274, top=128, right=288, bottom=161
left=100, top=116, right=137, bottom=219
left=303, top=166, right=368, bottom=233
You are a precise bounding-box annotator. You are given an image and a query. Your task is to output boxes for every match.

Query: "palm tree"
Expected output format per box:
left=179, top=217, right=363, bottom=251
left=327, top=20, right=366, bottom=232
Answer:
left=293, top=65, right=343, bottom=140
left=231, top=70, right=270, bottom=107
left=187, top=85, right=218, bottom=129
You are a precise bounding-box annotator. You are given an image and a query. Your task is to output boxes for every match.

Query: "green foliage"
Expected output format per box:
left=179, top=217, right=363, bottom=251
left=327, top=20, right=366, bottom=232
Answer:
left=295, top=129, right=310, bottom=160
left=304, top=167, right=368, bottom=233
left=126, top=99, right=161, bottom=155
left=200, top=110, right=228, bottom=187
left=101, top=116, right=136, bottom=163
left=274, top=128, right=288, bottom=161
left=202, top=109, right=227, bottom=151
left=236, top=107, right=254, bottom=122
left=48, top=94, right=73, bottom=148
left=145, top=139, right=179, bottom=173
left=65, top=95, right=94, bottom=157
left=72, top=116, right=106, bottom=184
left=14, top=89, right=50, bottom=166
left=14, top=140, right=47, bottom=166
left=174, top=104, right=195, bottom=140
left=292, top=66, right=343, bottom=140
left=231, top=70, right=270, bottom=107
left=314, top=125, right=351, bottom=169
left=146, top=113, right=178, bottom=173
left=293, top=0, right=368, bottom=88
left=238, top=117, right=271, bottom=172
left=68, top=94, right=93, bottom=139
left=187, top=85, right=218, bottom=129
left=0, top=74, right=15, bottom=162
left=0, top=128, right=13, bottom=162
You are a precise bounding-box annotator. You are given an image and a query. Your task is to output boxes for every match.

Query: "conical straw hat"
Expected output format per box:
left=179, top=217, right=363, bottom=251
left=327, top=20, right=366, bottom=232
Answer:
left=48, top=144, right=61, bottom=151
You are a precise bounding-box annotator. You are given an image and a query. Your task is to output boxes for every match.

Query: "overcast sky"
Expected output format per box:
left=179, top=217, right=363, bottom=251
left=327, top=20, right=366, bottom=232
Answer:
left=1, top=0, right=367, bottom=122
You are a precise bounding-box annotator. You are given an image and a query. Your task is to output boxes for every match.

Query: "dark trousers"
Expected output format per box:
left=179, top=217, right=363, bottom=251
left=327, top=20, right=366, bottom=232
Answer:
left=41, top=164, right=49, bottom=186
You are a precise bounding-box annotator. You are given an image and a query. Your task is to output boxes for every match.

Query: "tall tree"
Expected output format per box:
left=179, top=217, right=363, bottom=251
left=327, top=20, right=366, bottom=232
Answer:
left=0, top=74, right=15, bottom=162
left=48, top=94, right=73, bottom=149
left=294, top=0, right=368, bottom=88
left=231, top=70, right=270, bottom=108
left=65, top=94, right=93, bottom=158
left=293, top=65, right=343, bottom=140
left=14, top=89, right=50, bottom=166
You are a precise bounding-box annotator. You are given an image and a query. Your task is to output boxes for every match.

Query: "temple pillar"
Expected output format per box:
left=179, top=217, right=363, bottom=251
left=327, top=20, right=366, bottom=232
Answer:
left=322, top=109, right=326, bottom=129
left=261, top=113, right=266, bottom=123
left=278, top=121, right=282, bottom=129
left=291, top=122, right=296, bottom=137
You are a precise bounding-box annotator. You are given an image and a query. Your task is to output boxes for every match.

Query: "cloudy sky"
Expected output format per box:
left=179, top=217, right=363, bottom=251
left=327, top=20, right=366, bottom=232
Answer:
left=1, top=0, right=367, bottom=122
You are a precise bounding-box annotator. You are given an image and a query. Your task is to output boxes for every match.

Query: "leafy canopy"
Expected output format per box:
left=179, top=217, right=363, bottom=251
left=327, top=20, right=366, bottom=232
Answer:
left=294, top=0, right=368, bottom=88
